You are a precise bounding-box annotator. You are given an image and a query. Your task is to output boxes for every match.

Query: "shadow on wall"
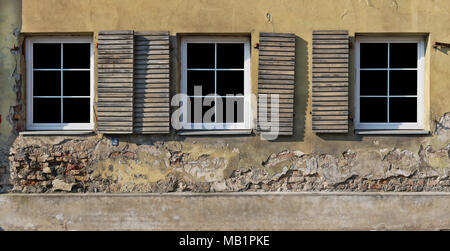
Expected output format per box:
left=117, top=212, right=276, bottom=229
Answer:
left=267, top=35, right=308, bottom=143
left=434, top=42, right=449, bottom=55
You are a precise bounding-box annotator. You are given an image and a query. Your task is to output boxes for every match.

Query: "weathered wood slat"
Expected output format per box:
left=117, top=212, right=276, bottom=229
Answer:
left=259, top=46, right=295, bottom=52
left=313, top=49, right=349, bottom=54
left=312, top=58, right=348, bottom=63
left=312, top=120, right=348, bottom=125
left=134, top=40, right=169, bottom=46
left=259, top=41, right=296, bottom=47
left=97, top=106, right=133, bottom=112
left=134, top=73, right=170, bottom=79
left=135, top=117, right=170, bottom=122
left=259, top=51, right=295, bottom=57
left=258, top=80, right=295, bottom=86
left=312, top=101, right=348, bottom=106
left=133, top=127, right=170, bottom=133
left=98, top=58, right=134, bottom=64
left=98, top=49, right=133, bottom=54
left=259, top=60, right=295, bottom=66
left=259, top=36, right=295, bottom=42
left=312, top=34, right=348, bottom=40
left=312, top=107, right=348, bottom=112
left=312, top=77, right=348, bottom=82
left=97, top=111, right=133, bottom=117
left=311, top=110, right=348, bottom=116
left=257, top=32, right=296, bottom=136
left=259, top=70, right=295, bottom=75
left=98, top=54, right=133, bottom=59
left=133, top=102, right=170, bottom=108
left=97, top=30, right=134, bottom=134
left=312, top=67, right=348, bottom=73
left=258, top=65, right=294, bottom=70
left=98, top=68, right=133, bottom=73
left=259, top=84, right=294, bottom=89
left=134, top=78, right=170, bottom=84
left=98, top=35, right=133, bottom=40
left=134, top=93, right=170, bottom=98
left=98, top=44, right=133, bottom=49
left=259, top=56, right=295, bottom=61
left=98, top=63, right=133, bottom=69
left=312, top=87, right=348, bottom=92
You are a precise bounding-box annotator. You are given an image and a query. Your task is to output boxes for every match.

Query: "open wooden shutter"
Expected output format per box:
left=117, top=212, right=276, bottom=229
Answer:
left=258, top=32, right=296, bottom=136
left=133, top=31, right=170, bottom=134
left=312, top=30, right=349, bottom=133
left=97, top=30, right=134, bottom=134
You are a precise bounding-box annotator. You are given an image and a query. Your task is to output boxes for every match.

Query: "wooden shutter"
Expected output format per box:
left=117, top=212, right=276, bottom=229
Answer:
left=133, top=31, right=170, bottom=134
left=312, top=30, right=349, bottom=133
left=258, top=32, right=296, bottom=135
left=97, top=30, right=134, bottom=134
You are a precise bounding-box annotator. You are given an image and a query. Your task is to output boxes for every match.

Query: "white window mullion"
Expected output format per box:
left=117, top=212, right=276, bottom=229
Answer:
left=180, top=37, right=251, bottom=130
left=214, top=43, right=217, bottom=124
left=60, top=43, right=64, bottom=124
left=355, top=37, right=425, bottom=131
left=26, top=37, right=93, bottom=131
left=387, top=42, right=390, bottom=123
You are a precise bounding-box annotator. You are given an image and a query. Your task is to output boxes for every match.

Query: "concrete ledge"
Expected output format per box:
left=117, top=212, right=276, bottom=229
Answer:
left=1, top=192, right=450, bottom=230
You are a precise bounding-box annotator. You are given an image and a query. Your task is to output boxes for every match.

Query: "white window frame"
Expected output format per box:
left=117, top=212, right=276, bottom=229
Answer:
left=180, top=36, right=252, bottom=130
left=355, top=36, right=425, bottom=130
left=26, top=36, right=94, bottom=131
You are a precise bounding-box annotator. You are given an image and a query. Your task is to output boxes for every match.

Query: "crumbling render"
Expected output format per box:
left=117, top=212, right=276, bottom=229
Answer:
left=7, top=116, right=450, bottom=192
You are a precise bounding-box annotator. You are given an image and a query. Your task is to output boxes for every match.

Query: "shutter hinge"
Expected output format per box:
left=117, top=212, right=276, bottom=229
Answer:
left=434, top=42, right=450, bottom=49
left=349, top=40, right=353, bottom=49
left=254, top=43, right=260, bottom=49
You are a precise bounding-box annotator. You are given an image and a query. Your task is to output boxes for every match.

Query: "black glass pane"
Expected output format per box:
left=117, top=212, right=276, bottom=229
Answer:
left=33, top=71, right=61, bottom=96
left=189, top=97, right=215, bottom=123
left=389, top=97, right=417, bottom=122
left=390, top=43, right=417, bottom=68
left=63, top=98, right=90, bottom=123
left=223, top=97, right=244, bottom=123
left=187, top=43, right=215, bottom=68
left=217, top=43, right=244, bottom=68
left=389, top=70, right=417, bottom=95
left=360, top=43, right=388, bottom=68
left=360, top=70, right=387, bottom=95
left=216, top=70, right=244, bottom=96
left=63, top=43, right=91, bottom=69
left=63, top=71, right=90, bottom=96
left=360, top=97, right=387, bottom=123
left=33, top=98, right=61, bottom=123
left=33, top=43, right=61, bottom=69
left=187, top=70, right=215, bottom=96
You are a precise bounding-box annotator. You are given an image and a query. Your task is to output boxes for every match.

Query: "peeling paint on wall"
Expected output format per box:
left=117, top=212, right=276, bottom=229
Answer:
left=0, top=0, right=22, bottom=192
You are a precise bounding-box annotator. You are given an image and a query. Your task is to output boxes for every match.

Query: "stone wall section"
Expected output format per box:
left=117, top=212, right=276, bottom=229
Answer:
left=8, top=113, right=450, bottom=193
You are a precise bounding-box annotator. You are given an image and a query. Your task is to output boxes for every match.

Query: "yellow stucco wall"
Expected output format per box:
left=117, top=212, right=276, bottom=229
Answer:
left=18, top=0, right=450, bottom=158
left=0, top=0, right=21, bottom=141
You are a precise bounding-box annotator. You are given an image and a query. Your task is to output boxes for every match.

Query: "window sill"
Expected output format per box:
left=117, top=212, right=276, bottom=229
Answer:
left=355, top=130, right=430, bottom=135
left=19, top=131, right=95, bottom=136
left=177, top=129, right=253, bottom=136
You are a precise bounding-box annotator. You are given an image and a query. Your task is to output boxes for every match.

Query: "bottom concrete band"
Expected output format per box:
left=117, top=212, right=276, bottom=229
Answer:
left=1, top=192, right=450, bottom=230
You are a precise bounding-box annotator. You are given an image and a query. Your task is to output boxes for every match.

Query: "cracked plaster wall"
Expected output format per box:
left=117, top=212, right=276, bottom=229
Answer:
left=2, top=0, right=450, bottom=192
left=0, top=0, right=22, bottom=192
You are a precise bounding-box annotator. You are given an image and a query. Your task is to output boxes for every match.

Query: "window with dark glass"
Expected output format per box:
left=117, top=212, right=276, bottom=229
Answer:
left=359, top=42, right=419, bottom=124
left=186, top=41, right=246, bottom=124
left=28, top=39, right=92, bottom=129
